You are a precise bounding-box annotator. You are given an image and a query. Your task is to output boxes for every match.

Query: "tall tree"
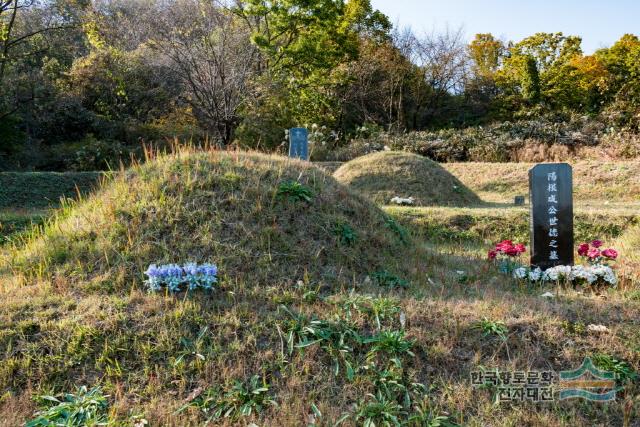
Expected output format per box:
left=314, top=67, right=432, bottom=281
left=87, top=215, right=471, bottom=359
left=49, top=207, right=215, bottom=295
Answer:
left=152, top=1, right=259, bottom=145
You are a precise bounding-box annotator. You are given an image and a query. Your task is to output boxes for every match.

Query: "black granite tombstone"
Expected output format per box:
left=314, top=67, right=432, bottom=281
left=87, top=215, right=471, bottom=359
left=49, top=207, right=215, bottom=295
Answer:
left=529, top=163, right=574, bottom=270
left=288, top=127, right=309, bottom=160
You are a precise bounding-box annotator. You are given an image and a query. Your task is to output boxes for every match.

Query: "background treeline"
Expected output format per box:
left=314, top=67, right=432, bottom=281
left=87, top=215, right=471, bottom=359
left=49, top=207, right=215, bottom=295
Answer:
left=1, top=0, right=640, bottom=170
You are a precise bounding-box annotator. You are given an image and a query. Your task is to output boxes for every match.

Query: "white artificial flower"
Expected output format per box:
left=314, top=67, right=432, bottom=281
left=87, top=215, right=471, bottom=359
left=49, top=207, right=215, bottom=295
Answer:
left=570, top=265, right=597, bottom=284
left=543, top=267, right=559, bottom=281
left=529, top=267, right=543, bottom=282
left=591, top=265, right=617, bottom=285
left=390, top=196, right=415, bottom=206
left=512, top=267, right=528, bottom=279
left=587, top=324, right=609, bottom=333
left=543, top=265, right=572, bottom=282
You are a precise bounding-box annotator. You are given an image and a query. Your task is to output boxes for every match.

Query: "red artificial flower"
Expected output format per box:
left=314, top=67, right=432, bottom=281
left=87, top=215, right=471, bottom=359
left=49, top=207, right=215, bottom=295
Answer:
left=514, top=243, right=526, bottom=254
left=577, top=243, right=590, bottom=256
left=505, top=246, right=520, bottom=257
left=587, top=248, right=601, bottom=259
left=495, top=240, right=513, bottom=252
left=488, top=250, right=498, bottom=260
left=591, top=239, right=603, bottom=248
left=601, top=248, right=618, bottom=260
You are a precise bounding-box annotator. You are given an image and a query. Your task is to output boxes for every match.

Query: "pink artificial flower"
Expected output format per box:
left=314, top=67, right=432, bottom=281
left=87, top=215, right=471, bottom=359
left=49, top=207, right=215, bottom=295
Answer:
left=488, top=250, right=498, bottom=260
left=577, top=243, right=590, bottom=256
left=587, top=248, right=601, bottom=259
left=601, top=248, right=618, bottom=260
left=591, top=240, right=603, bottom=248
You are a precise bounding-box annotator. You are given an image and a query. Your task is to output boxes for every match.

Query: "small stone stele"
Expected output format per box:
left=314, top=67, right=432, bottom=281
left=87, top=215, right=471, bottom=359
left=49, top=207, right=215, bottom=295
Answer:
left=288, top=127, right=309, bottom=160
left=514, top=196, right=525, bottom=206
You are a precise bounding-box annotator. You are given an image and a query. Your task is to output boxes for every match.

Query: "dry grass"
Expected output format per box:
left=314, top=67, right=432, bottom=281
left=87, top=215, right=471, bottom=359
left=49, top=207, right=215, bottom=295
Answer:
left=442, top=160, right=640, bottom=205
left=3, top=149, right=410, bottom=291
left=0, top=150, right=639, bottom=426
left=333, top=151, right=482, bottom=207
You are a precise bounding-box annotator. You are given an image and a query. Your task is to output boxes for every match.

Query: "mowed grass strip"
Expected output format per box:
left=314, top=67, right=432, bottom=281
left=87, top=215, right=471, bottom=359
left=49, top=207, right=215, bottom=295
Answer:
left=0, top=171, right=104, bottom=210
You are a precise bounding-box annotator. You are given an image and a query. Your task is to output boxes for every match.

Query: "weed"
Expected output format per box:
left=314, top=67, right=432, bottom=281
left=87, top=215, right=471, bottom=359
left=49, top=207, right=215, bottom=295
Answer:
left=173, top=327, right=209, bottom=368
left=384, top=216, right=410, bottom=245
left=335, top=222, right=357, bottom=245
left=364, top=364, right=425, bottom=409
left=408, top=404, right=460, bottom=427
left=561, top=320, right=586, bottom=335
left=276, top=180, right=313, bottom=202
left=371, top=271, right=409, bottom=289
left=339, top=293, right=400, bottom=330
left=472, top=318, right=508, bottom=340
left=178, top=375, right=277, bottom=421
left=26, top=386, right=110, bottom=427
left=363, top=330, right=415, bottom=360
left=353, top=391, right=406, bottom=427
left=593, top=354, right=639, bottom=385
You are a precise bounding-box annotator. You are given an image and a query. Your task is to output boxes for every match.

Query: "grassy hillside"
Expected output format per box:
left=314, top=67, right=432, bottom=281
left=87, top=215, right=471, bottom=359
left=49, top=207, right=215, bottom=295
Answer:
left=333, top=152, right=481, bottom=207
left=1, top=153, right=639, bottom=426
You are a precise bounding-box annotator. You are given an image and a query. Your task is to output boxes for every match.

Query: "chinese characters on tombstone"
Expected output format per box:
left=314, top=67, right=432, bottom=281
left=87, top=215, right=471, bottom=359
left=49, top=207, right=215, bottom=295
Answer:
left=288, top=127, right=309, bottom=160
left=529, top=163, right=574, bottom=270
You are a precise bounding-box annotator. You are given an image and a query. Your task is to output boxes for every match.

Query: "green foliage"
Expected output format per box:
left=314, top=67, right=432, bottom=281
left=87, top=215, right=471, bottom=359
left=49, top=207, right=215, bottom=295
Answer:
left=234, top=0, right=391, bottom=148
left=592, top=354, right=639, bottom=385
left=276, top=181, right=314, bottom=202
left=340, top=294, right=401, bottom=330
left=521, top=56, right=541, bottom=104
left=279, top=305, right=360, bottom=379
left=371, top=270, right=409, bottom=289
left=384, top=216, right=410, bottom=246
left=178, top=375, right=277, bottom=421
left=472, top=318, right=508, bottom=340
left=26, top=386, right=110, bottom=427
left=335, top=221, right=357, bottom=245
left=353, top=391, right=405, bottom=427
left=70, top=136, right=126, bottom=171
left=363, top=330, right=415, bottom=359
left=0, top=172, right=103, bottom=209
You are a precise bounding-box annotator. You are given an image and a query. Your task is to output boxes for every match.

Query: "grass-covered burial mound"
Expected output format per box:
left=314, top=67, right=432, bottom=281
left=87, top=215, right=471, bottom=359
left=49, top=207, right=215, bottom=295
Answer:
left=7, top=149, right=409, bottom=291
left=0, top=148, right=425, bottom=425
left=333, top=151, right=482, bottom=206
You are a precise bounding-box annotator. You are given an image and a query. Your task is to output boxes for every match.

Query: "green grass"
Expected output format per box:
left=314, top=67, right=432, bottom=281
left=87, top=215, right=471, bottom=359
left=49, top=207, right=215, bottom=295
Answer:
left=3, top=150, right=410, bottom=291
left=1, top=152, right=639, bottom=426
left=0, top=210, right=47, bottom=245
left=0, top=171, right=104, bottom=210
left=386, top=206, right=640, bottom=246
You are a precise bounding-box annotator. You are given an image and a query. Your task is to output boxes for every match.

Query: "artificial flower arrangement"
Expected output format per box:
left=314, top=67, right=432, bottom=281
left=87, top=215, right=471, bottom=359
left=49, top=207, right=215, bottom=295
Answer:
left=390, top=196, right=415, bottom=206
left=489, top=239, right=619, bottom=289
left=144, top=263, right=218, bottom=292
left=487, top=240, right=527, bottom=274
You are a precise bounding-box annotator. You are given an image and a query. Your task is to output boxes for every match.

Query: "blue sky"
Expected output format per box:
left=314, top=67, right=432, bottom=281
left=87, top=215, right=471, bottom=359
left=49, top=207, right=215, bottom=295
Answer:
left=370, top=0, right=639, bottom=53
